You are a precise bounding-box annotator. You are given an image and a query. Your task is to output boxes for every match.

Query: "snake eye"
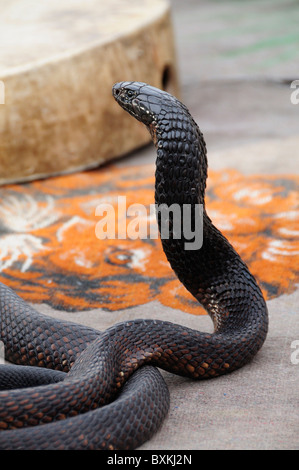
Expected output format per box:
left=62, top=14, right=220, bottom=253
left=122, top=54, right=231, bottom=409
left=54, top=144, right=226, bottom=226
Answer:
left=127, top=90, right=134, bottom=98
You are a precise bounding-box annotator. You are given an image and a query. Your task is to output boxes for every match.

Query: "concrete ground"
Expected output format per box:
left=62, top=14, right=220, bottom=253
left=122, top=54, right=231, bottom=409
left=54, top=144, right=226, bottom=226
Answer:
left=112, top=0, right=299, bottom=449
left=29, top=0, right=299, bottom=450
left=120, top=0, right=299, bottom=171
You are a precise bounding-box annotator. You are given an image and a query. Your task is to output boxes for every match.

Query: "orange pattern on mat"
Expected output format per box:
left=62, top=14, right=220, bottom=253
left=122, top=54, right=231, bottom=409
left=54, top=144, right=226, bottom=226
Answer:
left=0, top=164, right=298, bottom=314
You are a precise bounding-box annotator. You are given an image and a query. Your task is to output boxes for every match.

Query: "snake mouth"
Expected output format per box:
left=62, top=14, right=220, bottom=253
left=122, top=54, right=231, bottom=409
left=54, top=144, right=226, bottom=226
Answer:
left=112, top=86, right=139, bottom=120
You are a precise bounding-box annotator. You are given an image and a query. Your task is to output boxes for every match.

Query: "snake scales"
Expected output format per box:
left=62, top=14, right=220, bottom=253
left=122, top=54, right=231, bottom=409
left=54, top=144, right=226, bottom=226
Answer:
left=0, top=82, right=268, bottom=449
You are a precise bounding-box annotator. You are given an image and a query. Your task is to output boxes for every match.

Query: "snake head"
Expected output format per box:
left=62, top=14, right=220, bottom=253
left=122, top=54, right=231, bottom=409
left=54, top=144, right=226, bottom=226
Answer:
left=112, top=81, right=169, bottom=126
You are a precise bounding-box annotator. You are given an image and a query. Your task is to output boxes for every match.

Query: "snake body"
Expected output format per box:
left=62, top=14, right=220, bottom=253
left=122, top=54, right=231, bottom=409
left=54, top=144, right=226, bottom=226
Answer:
left=0, top=82, right=268, bottom=449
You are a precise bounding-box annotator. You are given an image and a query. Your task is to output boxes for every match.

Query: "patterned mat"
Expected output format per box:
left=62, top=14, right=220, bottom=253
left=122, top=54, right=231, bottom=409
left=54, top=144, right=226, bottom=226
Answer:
left=0, top=164, right=298, bottom=314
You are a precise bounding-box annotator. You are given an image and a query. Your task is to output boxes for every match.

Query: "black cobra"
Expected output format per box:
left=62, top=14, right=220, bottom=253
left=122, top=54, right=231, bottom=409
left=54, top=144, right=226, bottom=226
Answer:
left=0, top=82, right=268, bottom=450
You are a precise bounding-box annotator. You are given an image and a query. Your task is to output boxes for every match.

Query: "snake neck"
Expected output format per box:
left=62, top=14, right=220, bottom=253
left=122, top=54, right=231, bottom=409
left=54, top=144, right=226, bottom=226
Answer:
left=112, top=81, right=268, bottom=347
left=152, top=113, right=208, bottom=208
left=152, top=114, right=268, bottom=337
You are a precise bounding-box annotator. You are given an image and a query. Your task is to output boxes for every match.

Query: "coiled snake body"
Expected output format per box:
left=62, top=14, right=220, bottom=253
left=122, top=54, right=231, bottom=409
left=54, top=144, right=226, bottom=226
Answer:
left=0, top=82, right=268, bottom=449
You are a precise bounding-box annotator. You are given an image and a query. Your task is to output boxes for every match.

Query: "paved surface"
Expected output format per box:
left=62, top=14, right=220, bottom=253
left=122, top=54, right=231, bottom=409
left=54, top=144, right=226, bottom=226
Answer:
left=13, top=0, right=299, bottom=450
left=120, top=0, right=299, bottom=169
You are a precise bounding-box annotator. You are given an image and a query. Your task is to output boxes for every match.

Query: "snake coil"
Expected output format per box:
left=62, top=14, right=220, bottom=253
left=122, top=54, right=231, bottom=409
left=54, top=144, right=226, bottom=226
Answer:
left=0, top=82, right=268, bottom=449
